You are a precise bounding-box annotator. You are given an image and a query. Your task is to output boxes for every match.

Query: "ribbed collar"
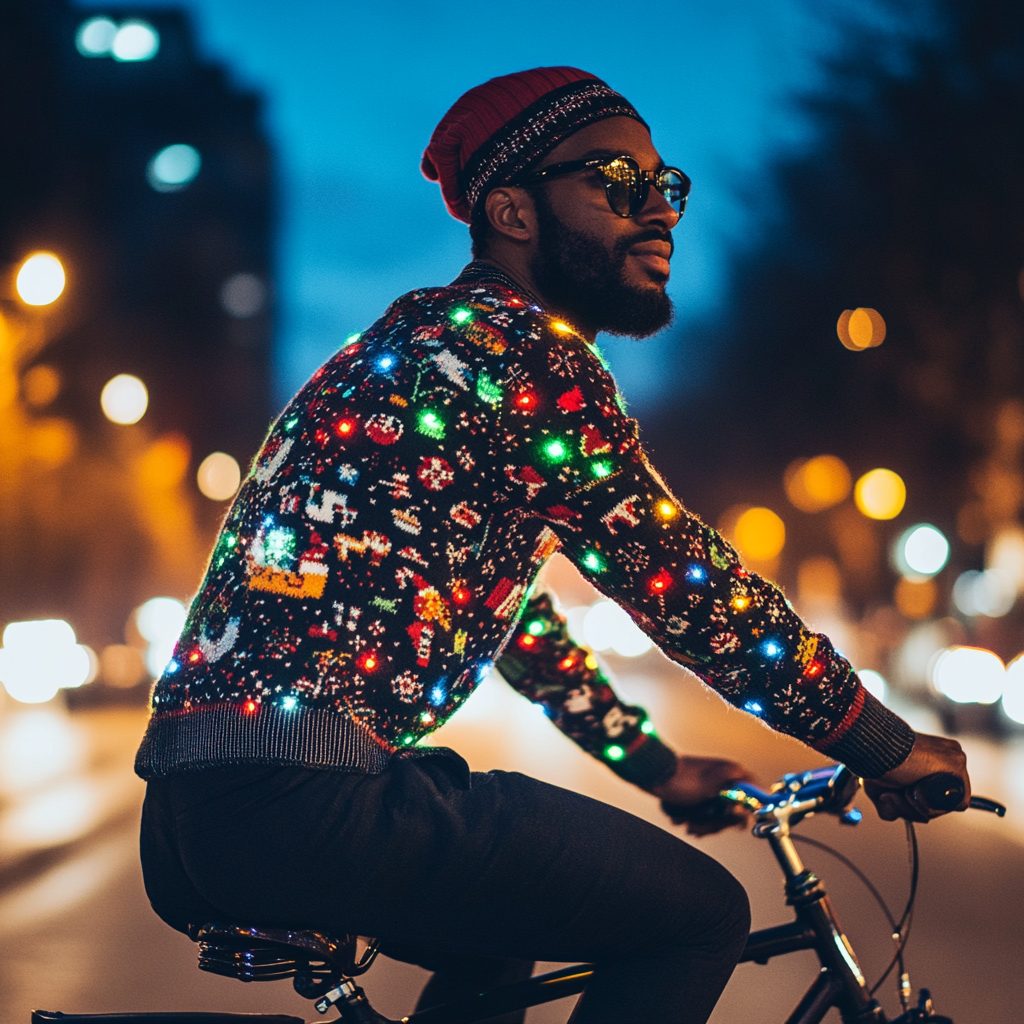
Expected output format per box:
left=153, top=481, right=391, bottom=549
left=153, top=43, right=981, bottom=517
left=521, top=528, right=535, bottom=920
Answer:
left=451, top=261, right=542, bottom=306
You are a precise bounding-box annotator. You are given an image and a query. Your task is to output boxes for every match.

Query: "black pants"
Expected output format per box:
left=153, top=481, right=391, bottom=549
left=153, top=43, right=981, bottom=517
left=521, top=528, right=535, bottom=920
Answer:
left=140, top=750, right=750, bottom=1024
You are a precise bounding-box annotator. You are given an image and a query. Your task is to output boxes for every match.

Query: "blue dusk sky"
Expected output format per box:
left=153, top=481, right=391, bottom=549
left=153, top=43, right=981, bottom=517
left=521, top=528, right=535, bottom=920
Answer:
left=74, top=1, right=890, bottom=412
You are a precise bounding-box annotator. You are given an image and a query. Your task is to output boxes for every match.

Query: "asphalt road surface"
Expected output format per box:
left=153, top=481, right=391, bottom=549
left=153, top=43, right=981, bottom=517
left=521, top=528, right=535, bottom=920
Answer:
left=1, top=655, right=1022, bottom=1024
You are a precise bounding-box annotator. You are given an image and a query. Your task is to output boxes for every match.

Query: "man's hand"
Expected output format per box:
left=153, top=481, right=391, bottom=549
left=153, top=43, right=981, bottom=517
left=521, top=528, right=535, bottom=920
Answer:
left=864, top=733, right=970, bottom=823
left=648, top=755, right=753, bottom=837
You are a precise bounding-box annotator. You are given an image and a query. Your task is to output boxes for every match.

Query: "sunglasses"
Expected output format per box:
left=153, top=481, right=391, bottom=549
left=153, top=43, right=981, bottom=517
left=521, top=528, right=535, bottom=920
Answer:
left=519, top=154, right=691, bottom=219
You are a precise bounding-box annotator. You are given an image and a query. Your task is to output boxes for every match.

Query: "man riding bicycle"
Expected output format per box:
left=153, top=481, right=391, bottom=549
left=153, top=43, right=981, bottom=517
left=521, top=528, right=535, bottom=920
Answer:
left=137, top=68, right=970, bottom=1024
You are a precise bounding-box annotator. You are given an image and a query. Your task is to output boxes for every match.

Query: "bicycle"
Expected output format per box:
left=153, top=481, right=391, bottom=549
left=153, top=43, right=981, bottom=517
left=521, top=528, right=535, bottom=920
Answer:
left=32, top=765, right=1005, bottom=1024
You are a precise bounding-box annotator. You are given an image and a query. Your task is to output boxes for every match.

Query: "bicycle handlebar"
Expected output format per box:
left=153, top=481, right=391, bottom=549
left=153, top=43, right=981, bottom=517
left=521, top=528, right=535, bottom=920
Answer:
left=908, top=772, right=1006, bottom=816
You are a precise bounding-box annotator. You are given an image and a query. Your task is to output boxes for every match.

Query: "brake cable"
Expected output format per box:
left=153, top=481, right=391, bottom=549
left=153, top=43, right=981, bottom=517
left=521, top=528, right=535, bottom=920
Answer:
left=791, top=819, right=919, bottom=1011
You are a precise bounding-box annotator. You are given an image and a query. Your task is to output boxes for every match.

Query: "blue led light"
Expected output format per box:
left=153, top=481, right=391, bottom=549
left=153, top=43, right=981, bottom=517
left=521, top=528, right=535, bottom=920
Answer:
left=376, top=354, right=396, bottom=372
left=686, top=564, right=707, bottom=582
left=281, top=695, right=297, bottom=710
left=744, top=700, right=764, bottom=715
left=761, top=640, right=784, bottom=659
left=430, top=685, right=446, bottom=706
left=165, top=659, right=179, bottom=674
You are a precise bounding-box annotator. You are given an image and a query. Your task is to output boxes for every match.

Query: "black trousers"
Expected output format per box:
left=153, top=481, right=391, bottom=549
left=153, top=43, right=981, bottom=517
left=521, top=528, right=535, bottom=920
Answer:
left=140, top=750, right=750, bottom=1024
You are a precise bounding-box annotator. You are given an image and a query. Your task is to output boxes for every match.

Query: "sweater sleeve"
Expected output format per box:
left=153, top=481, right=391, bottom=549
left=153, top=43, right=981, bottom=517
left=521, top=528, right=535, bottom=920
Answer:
left=506, top=325, right=914, bottom=780
left=495, top=592, right=678, bottom=789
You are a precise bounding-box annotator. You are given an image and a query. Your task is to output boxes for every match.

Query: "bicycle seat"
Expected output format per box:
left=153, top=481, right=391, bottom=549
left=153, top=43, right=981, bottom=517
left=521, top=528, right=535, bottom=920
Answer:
left=189, top=922, right=379, bottom=1001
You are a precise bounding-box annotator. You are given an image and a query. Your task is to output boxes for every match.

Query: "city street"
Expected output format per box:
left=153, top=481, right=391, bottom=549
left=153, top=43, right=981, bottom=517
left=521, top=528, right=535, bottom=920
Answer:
left=1, top=652, right=1021, bottom=1024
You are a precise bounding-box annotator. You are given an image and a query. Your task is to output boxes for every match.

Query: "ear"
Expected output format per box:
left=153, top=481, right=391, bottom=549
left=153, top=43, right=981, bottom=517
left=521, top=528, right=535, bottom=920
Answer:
left=485, top=186, right=538, bottom=245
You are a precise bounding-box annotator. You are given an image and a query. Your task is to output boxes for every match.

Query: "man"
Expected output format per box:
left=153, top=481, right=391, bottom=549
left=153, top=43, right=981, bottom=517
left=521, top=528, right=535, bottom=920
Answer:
left=138, top=68, right=969, bottom=1024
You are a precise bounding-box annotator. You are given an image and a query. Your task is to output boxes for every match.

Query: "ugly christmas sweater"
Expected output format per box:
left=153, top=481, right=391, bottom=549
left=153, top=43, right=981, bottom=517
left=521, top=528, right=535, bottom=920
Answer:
left=135, top=262, right=915, bottom=783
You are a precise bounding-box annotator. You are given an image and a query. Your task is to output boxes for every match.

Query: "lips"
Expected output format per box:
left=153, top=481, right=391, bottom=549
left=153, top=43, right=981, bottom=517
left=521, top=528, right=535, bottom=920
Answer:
left=629, top=240, right=672, bottom=278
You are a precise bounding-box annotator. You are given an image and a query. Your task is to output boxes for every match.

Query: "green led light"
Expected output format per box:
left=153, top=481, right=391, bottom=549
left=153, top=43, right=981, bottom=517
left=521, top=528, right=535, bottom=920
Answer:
left=526, top=619, right=545, bottom=636
left=417, top=409, right=445, bottom=439
left=420, top=712, right=434, bottom=724
left=582, top=551, right=605, bottom=572
left=401, top=734, right=415, bottom=746
left=451, top=308, right=473, bottom=324
left=477, top=373, right=503, bottom=406
left=281, top=696, right=297, bottom=710
left=605, top=744, right=626, bottom=761
left=343, top=332, right=361, bottom=347
left=544, top=440, right=566, bottom=460
left=641, top=720, right=655, bottom=735
left=284, top=416, right=299, bottom=431
left=591, top=460, right=612, bottom=478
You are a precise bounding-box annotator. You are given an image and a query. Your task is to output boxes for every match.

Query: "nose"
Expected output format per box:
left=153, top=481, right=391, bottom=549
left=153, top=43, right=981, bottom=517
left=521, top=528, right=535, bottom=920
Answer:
left=638, top=180, right=681, bottom=231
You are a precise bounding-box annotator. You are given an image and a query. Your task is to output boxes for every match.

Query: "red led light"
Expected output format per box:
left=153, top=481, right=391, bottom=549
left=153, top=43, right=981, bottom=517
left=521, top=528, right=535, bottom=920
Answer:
left=336, top=418, right=356, bottom=437
left=558, top=655, right=575, bottom=671
left=243, top=700, right=257, bottom=714
left=516, top=392, right=537, bottom=410
left=649, top=571, right=673, bottom=594
left=361, top=652, right=379, bottom=671
left=453, top=587, right=471, bottom=604
left=519, top=634, right=537, bottom=648
left=188, top=650, right=201, bottom=663
left=804, top=659, right=824, bottom=679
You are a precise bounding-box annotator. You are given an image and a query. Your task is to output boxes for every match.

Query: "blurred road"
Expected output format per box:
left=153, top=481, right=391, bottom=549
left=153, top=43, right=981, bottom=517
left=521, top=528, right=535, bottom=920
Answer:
left=1, top=657, right=1022, bottom=1023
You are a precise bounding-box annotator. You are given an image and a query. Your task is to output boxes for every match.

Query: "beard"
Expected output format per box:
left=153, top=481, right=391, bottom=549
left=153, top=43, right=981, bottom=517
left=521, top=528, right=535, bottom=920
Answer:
left=527, top=189, right=674, bottom=339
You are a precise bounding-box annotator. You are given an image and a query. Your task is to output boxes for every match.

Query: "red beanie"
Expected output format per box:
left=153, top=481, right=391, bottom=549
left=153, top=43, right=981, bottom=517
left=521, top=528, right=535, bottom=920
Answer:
left=422, top=67, right=647, bottom=224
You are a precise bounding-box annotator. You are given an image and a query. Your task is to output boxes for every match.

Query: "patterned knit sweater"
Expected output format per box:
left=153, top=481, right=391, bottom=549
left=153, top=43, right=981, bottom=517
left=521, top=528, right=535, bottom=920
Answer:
left=135, top=263, right=914, bottom=783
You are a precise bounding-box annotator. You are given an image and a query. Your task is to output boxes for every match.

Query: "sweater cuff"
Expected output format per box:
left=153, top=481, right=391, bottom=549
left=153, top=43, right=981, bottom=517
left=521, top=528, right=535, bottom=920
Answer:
left=815, top=686, right=915, bottom=779
left=606, top=733, right=677, bottom=789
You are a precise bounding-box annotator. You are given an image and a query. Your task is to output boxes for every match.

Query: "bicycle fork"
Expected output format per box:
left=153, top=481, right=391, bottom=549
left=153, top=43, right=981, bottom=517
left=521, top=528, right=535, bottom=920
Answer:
left=760, top=823, right=886, bottom=1024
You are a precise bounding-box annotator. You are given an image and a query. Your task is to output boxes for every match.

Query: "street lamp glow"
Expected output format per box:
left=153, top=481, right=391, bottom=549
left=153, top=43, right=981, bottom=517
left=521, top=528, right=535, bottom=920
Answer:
left=1002, top=656, right=1024, bottom=725
left=101, top=374, right=148, bottom=424
left=16, top=253, right=66, bottom=306
left=135, top=597, right=187, bottom=677
left=854, top=468, right=906, bottom=520
left=896, top=524, right=949, bottom=578
left=76, top=16, right=118, bottom=56
left=197, top=452, right=241, bottom=501
left=0, top=619, right=93, bottom=704
left=931, top=646, right=1004, bottom=705
left=857, top=669, right=887, bottom=702
left=148, top=144, right=201, bottom=191
left=111, top=20, right=160, bottom=61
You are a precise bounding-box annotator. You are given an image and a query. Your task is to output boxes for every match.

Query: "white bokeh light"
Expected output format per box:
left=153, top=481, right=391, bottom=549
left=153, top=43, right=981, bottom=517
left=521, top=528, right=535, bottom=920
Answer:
left=16, top=253, right=66, bottom=306
left=931, top=646, right=1004, bottom=705
left=101, top=374, right=148, bottom=424
left=135, top=597, right=186, bottom=677
left=897, top=524, right=949, bottom=578
left=147, top=144, right=201, bottom=192
left=0, top=620, right=93, bottom=704
left=952, top=568, right=1015, bottom=618
left=220, top=273, right=266, bottom=317
left=582, top=601, right=653, bottom=658
left=76, top=16, right=118, bottom=56
left=1002, top=656, right=1024, bottom=725
left=857, top=669, right=887, bottom=703
left=197, top=452, right=241, bottom=501
left=111, top=20, right=160, bottom=61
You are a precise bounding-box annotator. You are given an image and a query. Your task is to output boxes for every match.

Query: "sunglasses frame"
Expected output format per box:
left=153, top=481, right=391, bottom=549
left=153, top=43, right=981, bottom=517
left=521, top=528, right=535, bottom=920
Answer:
left=519, top=154, right=691, bottom=219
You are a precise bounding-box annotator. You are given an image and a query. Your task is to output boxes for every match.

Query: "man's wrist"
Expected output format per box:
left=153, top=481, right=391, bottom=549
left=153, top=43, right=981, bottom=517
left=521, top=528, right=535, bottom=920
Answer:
left=817, top=686, right=916, bottom=779
left=606, top=733, right=677, bottom=789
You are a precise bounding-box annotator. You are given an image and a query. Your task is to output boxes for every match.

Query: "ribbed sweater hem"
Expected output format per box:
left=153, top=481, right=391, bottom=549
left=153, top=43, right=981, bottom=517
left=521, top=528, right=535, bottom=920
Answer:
left=134, top=704, right=395, bottom=780
left=815, top=686, right=915, bottom=779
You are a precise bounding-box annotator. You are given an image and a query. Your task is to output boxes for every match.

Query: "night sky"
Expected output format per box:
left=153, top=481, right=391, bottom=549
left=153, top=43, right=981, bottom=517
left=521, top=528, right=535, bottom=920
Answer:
left=72, top=1, right=877, bottom=412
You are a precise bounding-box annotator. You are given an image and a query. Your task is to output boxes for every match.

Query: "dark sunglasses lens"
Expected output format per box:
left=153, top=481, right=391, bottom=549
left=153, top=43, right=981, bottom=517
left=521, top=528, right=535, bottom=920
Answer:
left=599, top=157, right=640, bottom=217
left=659, top=169, right=690, bottom=215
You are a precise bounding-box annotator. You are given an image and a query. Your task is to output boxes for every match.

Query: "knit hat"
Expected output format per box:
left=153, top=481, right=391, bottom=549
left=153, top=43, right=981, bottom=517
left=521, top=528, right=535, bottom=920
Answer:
left=422, top=67, right=648, bottom=224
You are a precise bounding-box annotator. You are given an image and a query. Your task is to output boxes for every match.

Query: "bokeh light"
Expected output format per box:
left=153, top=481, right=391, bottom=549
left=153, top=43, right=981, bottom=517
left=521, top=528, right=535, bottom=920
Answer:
left=952, top=569, right=1015, bottom=618
left=784, top=455, right=851, bottom=513
left=854, top=468, right=906, bottom=520
left=0, top=620, right=93, bottom=704
left=197, top=451, right=241, bottom=501
left=99, top=644, right=148, bottom=688
left=22, top=364, right=61, bottom=407
left=139, top=434, right=191, bottom=490
left=148, top=144, right=201, bottom=192
left=894, top=576, right=937, bottom=620
left=931, top=646, right=1004, bottom=705
left=76, top=16, right=118, bottom=56
left=896, top=524, right=949, bottom=577
left=135, top=597, right=187, bottom=677
left=101, top=373, right=148, bottom=424
left=16, top=252, right=66, bottom=306
left=220, top=273, right=266, bottom=317
left=111, top=20, right=160, bottom=61
left=582, top=600, right=653, bottom=658
left=857, top=669, right=887, bottom=702
left=797, top=556, right=842, bottom=607
left=734, top=507, right=786, bottom=561
left=1003, top=656, right=1024, bottom=725
left=837, top=307, right=886, bottom=350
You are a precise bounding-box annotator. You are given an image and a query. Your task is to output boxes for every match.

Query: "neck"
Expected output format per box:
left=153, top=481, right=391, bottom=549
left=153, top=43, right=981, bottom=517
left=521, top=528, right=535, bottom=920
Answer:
left=477, top=255, right=597, bottom=342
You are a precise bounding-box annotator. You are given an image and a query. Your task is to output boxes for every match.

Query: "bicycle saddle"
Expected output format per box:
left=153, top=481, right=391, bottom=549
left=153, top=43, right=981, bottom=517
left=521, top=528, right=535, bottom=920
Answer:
left=189, top=922, right=379, bottom=1000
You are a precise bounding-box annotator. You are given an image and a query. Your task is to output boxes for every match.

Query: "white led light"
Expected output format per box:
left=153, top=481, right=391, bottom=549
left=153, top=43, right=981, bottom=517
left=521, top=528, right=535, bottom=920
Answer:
left=76, top=17, right=118, bottom=56
left=16, top=253, right=66, bottom=306
left=148, top=144, right=201, bottom=191
left=931, top=646, right=1004, bottom=705
left=101, top=374, right=148, bottom=424
left=896, top=524, right=949, bottom=578
left=111, top=20, right=160, bottom=61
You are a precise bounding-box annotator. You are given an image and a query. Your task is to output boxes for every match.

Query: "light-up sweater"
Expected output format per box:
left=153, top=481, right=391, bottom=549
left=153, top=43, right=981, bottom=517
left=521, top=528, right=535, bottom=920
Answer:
left=135, top=263, right=914, bottom=783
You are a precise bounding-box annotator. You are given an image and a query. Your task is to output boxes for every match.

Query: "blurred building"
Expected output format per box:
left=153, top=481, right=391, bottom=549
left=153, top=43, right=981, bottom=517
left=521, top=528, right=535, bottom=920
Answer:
left=0, top=2, right=275, bottom=650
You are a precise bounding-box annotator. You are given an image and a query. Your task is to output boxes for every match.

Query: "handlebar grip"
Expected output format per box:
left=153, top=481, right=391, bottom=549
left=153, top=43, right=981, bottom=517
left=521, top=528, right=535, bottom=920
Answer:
left=968, top=795, right=1007, bottom=816
left=909, top=772, right=965, bottom=814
